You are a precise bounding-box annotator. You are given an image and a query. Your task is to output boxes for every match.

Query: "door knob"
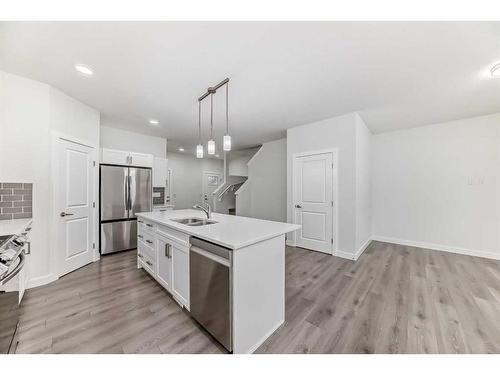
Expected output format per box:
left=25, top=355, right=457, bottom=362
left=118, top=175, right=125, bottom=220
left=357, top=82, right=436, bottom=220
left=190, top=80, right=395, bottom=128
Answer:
left=295, top=204, right=302, bottom=209
left=60, top=212, right=74, bottom=217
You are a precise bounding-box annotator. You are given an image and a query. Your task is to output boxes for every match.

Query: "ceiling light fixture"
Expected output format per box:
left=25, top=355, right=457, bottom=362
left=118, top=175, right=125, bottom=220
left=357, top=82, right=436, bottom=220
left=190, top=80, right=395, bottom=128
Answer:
left=196, top=101, right=204, bottom=159
left=197, top=78, right=231, bottom=158
left=491, top=63, right=500, bottom=77
left=149, top=119, right=159, bottom=125
left=215, top=154, right=220, bottom=158
left=178, top=148, right=185, bottom=152
left=74, top=64, right=93, bottom=76
left=207, top=91, right=216, bottom=155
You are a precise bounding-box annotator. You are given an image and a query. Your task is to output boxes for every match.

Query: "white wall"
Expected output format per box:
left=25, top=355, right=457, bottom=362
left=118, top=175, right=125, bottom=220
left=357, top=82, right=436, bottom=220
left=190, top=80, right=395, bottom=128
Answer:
left=0, top=71, right=100, bottom=286
left=100, top=125, right=167, bottom=158
left=372, top=113, right=500, bottom=259
left=355, top=115, right=372, bottom=251
left=167, top=152, right=224, bottom=209
left=287, top=113, right=358, bottom=254
left=50, top=87, right=100, bottom=146
left=0, top=71, right=52, bottom=284
left=236, top=138, right=287, bottom=222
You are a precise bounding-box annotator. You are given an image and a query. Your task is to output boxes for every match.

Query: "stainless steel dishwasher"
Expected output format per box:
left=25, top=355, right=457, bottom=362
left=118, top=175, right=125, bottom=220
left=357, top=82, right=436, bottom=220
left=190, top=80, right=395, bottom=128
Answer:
left=189, top=237, right=232, bottom=352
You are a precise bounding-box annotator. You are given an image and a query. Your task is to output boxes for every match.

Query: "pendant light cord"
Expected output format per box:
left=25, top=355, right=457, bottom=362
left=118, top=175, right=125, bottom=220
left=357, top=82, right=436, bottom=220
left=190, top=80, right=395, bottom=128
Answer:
left=198, top=100, right=201, bottom=144
left=210, top=92, right=214, bottom=139
left=225, top=83, right=229, bottom=134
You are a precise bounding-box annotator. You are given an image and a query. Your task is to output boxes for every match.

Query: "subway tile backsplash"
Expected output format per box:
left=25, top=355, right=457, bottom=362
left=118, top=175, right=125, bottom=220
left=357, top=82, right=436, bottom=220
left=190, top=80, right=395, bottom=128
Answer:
left=0, top=182, right=32, bottom=220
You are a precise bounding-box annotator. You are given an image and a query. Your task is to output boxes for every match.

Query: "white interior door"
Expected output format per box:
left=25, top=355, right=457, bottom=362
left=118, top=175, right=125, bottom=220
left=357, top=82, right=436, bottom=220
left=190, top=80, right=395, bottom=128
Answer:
left=57, top=138, right=95, bottom=276
left=294, top=152, right=333, bottom=254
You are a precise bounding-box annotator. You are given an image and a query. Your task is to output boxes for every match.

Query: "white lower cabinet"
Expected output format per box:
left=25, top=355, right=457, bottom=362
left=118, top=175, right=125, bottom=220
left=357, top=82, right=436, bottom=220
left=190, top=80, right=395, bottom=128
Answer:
left=170, top=242, right=189, bottom=307
left=156, top=236, right=172, bottom=290
left=138, top=219, right=190, bottom=310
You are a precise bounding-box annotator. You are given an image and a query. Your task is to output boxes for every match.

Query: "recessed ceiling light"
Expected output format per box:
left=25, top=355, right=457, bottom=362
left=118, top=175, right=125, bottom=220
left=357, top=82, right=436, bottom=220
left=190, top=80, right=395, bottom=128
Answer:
left=215, top=154, right=220, bottom=158
left=178, top=148, right=185, bottom=152
left=491, top=63, right=500, bottom=77
left=74, top=64, right=93, bottom=76
left=149, top=119, right=159, bottom=125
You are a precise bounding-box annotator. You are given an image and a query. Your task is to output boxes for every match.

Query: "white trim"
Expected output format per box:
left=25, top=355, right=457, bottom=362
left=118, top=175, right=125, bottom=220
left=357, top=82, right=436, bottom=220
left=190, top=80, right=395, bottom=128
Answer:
left=354, top=237, right=372, bottom=260
left=285, top=239, right=296, bottom=247
left=291, top=148, right=339, bottom=255
left=244, top=319, right=285, bottom=354
left=372, top=235, right=500, bottom=261
left=246, top=146, right=263, bottom=167
left=27, top=273, right=58, bottom=289
left=334, top=250, right=357, bottom=260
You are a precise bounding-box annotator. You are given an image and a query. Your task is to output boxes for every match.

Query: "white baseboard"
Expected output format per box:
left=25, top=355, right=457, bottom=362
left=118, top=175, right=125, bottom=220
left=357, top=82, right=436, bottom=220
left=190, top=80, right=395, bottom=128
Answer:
left=243, top=319, right=285, bottom=354
left=372, top=235, right=500, bottom=261
left=285, top=239, right=296, bottom=247
left=334, top=250, right=356, bottom=260
left=27, top=273, right=58, bottom=289
left=334, top=238, right=372, bottom=261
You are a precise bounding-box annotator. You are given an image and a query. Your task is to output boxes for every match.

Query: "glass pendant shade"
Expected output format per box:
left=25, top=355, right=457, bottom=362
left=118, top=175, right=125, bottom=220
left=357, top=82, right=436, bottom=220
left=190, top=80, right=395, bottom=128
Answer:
left=223, top=134, right=231, bottom=151
left=207, top=139, right=216, bottom=155
left=196, top=144, right=204, bottom=158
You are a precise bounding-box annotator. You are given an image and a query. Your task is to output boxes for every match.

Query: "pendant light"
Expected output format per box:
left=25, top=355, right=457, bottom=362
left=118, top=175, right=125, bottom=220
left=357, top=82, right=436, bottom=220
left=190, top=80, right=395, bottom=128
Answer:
left=207, top=92, right=216, bottom=155
left=196, top=101, right=204, bottom=158
left=223, top=82, right=232, bottom=151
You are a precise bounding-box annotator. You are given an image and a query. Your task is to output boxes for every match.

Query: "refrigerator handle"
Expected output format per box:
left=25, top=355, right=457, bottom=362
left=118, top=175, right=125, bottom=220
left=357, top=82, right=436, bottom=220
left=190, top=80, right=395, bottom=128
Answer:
left=124, top=171, right=129, bottom=211
left=127, top=176, right=132, bottom=213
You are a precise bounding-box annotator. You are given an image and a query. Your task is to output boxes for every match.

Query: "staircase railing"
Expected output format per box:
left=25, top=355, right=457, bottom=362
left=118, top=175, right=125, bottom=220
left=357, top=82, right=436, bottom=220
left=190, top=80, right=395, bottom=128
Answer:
left=217, top=182, right=244, bottom=201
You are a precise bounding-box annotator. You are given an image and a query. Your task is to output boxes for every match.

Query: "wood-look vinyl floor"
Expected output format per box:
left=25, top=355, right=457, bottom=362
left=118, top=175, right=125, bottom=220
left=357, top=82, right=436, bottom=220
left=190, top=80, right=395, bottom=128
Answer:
left=16, top=241, right=500, bottom=354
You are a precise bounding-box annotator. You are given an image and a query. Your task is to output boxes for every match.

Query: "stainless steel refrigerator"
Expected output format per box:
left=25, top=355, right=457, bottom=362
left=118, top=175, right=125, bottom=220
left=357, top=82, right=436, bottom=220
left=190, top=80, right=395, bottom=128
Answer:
left=100, top=165, right=152, bottom=255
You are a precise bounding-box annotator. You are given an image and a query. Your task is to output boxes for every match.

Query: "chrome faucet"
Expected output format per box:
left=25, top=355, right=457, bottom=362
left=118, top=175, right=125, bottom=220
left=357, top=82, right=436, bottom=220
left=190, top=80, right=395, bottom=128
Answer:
left=193, top=203, right=211, bottom=219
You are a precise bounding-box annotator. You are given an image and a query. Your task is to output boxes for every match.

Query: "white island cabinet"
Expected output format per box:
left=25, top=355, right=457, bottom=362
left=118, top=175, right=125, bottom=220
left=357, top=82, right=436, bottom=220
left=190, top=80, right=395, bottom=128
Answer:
left=136, top=209, right=299, bottom=354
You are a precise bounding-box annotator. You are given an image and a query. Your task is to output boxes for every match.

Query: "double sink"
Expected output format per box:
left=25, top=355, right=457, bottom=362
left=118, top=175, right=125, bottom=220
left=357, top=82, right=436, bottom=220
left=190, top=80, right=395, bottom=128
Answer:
left=171, top=217, right=218, bottom=227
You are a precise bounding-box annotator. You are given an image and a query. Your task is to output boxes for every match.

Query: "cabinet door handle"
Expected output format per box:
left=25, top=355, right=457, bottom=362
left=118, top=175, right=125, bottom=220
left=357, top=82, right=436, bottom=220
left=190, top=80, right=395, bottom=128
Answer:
left=146, top=223, right=153, bottom=228
left=146, top=260, right=152, bottom=266
left=146, top=240, right=153, bottom=244
left=138, top=234, right=143, bottom=239
left=164, top=243, right=172, bottom=258
left=138, top=253, right=143, bottom=258
left=138, top=220, right=143, bottom=223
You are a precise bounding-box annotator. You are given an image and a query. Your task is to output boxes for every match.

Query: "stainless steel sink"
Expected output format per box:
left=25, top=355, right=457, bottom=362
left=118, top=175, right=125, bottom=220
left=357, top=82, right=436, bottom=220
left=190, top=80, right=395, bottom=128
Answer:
left=171, top=217, right=218, bottom=226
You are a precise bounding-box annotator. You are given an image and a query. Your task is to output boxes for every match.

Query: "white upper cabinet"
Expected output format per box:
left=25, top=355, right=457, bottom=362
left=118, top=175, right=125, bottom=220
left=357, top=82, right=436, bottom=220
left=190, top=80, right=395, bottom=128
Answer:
left=153, top=157, right=168, bottom=187
left=101, top=148, right=129, bottom=165
left=129, top=152, right=154, bottom=167
left=100, top=148, right=153, bottom=168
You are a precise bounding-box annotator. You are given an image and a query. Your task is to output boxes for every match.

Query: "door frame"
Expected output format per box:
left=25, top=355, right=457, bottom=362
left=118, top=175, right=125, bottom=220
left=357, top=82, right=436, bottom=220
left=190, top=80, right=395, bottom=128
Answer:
left=291, top=148, right=338, bottom=255
left=50, top=132, right=99, bottom=280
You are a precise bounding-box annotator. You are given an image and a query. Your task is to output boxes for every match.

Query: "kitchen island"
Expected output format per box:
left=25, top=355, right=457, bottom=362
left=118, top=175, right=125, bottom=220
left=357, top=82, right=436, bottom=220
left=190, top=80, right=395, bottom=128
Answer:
left=135, top=209, right=299, bottom=354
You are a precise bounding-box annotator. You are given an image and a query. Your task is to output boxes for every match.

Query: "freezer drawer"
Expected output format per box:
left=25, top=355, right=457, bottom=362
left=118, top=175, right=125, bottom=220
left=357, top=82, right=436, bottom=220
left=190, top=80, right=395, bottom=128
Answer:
left=101, top=221, right=137, bottom=255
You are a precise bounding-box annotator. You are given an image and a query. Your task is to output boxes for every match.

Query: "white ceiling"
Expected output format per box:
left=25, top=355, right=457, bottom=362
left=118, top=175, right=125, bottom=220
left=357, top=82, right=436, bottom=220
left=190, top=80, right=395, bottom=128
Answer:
left=1, top=22, right=500, bottom=152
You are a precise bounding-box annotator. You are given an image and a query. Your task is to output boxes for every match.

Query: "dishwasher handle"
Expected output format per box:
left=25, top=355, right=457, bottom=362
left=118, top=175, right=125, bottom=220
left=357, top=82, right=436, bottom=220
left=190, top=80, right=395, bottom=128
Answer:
left=190, top=245, right=231, bottom=267
left=190, top=237, right=231, bottom=260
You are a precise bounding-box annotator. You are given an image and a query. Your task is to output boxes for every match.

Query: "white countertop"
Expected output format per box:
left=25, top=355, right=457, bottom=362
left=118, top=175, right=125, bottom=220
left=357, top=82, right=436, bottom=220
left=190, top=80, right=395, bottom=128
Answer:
left=136, top=209, right=300, bottom=250
left=0, top=218, right=33, bottom=237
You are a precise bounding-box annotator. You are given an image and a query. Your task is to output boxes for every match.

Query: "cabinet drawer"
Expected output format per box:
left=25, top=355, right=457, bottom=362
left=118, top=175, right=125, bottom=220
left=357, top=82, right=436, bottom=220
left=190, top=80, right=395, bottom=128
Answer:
left=138, top=249, right=155, bottom=276
left=137, top=230, right=155, bottom=248
left=138, top=219, right=156, bottom=233
left=157, top=225, right=189, bottom=247
left=138, top=239, right=156, bottom=260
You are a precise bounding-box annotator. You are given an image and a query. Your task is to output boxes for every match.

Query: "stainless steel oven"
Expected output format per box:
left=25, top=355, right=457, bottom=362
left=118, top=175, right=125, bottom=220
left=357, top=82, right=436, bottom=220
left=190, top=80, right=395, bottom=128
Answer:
left=0, top=235, right=27, bottom=354
left=189, top=237, right=232, bottom=352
